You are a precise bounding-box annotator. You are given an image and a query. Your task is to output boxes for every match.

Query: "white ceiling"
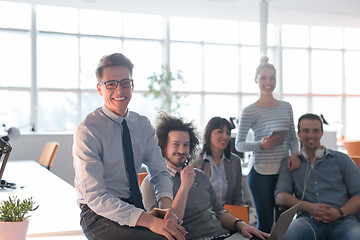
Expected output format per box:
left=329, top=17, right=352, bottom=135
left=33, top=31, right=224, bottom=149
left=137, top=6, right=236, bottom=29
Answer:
left=12, top=0, right=360, bottom=27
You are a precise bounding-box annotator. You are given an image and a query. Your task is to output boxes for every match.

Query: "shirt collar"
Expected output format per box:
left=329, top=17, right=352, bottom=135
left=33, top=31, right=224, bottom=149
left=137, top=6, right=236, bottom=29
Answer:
left=204, top=152, right=228, bottom=162
left=166, top=164, right=179, bottom=177
left=101, top=105, right=129, bottom=124
left=300, top=146, right=331, bottom=162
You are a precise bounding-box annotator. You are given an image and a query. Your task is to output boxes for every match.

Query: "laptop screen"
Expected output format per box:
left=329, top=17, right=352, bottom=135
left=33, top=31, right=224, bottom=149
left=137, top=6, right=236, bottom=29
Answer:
left=268, top=202, right=301, bottom=240
left=226, top=202, right=301, bottom=240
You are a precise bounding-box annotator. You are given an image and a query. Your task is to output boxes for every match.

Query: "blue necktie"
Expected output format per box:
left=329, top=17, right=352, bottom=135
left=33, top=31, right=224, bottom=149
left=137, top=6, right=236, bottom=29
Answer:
left=122, top=119, right=145, bottom=210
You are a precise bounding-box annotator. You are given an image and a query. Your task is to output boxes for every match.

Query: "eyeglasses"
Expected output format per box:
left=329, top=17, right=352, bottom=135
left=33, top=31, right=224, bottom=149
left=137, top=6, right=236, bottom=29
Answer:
left=98, top=79, right=133, bottom=89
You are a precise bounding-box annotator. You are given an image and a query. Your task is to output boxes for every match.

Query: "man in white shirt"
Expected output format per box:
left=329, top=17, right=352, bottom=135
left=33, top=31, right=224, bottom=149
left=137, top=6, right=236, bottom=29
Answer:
left=73, top=53, right=186, bottom=240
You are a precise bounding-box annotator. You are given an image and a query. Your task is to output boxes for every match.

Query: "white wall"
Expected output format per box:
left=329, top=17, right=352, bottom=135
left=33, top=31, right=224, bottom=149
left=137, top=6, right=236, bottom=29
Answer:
left=7, top=133, right=75, bottom=186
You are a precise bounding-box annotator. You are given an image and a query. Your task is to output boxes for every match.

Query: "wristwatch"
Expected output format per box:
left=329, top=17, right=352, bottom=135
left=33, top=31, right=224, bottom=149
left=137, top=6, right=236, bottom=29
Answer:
left=234, top=219, right=243, bottom=231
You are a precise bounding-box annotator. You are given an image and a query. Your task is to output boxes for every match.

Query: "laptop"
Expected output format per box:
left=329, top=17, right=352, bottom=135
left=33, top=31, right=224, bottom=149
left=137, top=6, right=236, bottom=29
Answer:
left=226, top=202, right=301, bottom=240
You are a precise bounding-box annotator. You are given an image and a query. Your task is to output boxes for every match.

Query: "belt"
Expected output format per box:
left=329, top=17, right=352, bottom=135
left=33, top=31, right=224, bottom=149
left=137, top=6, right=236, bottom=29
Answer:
left=80, top=203, right=89, bottom=211
left=79, top=197, right=134, bottom=211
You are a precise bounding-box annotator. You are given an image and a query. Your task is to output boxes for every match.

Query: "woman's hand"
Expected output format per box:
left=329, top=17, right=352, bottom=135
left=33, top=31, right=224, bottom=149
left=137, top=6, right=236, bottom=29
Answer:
left=287, top=154, right=301, bottom=172
left=260, top=135, right=281, bottom=150
left=163, top=208, right=183, bottom=226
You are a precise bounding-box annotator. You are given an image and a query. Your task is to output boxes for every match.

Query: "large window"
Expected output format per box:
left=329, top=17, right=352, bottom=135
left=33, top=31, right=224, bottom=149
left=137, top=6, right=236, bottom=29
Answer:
left=1, top=1, right=359, bottom=140
left=282, top=24, right=360, bottom=140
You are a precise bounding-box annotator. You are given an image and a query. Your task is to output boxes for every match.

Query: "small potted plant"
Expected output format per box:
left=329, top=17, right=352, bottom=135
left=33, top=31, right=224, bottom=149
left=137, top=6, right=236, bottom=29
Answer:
left=0, top=196, right=39, bottom=240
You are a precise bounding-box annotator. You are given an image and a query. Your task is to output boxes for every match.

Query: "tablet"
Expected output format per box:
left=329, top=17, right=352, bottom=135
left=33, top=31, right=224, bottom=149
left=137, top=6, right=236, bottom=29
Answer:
left=271, top=129, right=289, bottom=146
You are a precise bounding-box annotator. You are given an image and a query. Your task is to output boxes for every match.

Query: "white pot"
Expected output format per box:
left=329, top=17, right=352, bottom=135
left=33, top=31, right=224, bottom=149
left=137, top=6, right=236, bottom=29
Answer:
left=0, top=219, right=29, bottom=240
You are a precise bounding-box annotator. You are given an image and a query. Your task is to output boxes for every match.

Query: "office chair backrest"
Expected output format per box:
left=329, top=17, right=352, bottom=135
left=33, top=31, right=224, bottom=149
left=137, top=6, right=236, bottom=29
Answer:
left=224, top=204, right=249, bottom=223
left=138, top=172, right=148, bottom=187
left=39, top=142, right=59, bottom=170
left=343, top=140, right=360, bottom=157
left=350, top=156, right=360, bottom=168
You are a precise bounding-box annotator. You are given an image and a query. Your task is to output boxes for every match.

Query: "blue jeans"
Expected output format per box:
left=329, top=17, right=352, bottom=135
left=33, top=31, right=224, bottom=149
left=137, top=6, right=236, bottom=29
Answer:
left=282, top=216, right=360, bottom=240
left=80, top=204, right=167, bottom=240
left=247, top=167, right=279, bottom=233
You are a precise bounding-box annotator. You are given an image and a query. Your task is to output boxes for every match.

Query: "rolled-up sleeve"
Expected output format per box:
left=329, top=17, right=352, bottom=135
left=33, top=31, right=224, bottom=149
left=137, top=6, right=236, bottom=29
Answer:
left=342, top=155, right=360, bottom=197
left=274, top=157, right=294, bottom=197
left=140, top=175, right=159, bottom=212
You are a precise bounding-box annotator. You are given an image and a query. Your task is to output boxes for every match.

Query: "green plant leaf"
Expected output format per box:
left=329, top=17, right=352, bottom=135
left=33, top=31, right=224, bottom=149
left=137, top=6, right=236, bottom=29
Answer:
left=0, top=196, right=39, bottom=222
left=145, top=64, right=185, bottom=114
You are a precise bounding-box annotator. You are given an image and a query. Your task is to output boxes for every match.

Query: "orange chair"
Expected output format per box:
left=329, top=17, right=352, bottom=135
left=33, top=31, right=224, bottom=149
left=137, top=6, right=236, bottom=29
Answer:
left=39, top=142, right=59, bottom=170
left=138, top=172, right=148, bottom=187
left=350, top=156, right=360, bottom=168
left=343, top=140, right=360, bottom=157
left=224, top=204, right=249, bottom=223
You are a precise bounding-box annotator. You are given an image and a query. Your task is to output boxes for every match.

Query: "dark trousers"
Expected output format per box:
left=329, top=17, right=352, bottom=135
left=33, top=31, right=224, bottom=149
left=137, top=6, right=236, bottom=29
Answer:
left=80, top=204, right=167, bottom=240
left=247, top=167, right=280, bottom=233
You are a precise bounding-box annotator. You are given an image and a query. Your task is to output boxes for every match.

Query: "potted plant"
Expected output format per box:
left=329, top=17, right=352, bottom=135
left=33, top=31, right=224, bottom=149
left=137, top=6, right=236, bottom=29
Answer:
left=0, top=196, right=39, bottom=240
left=146, top=64, right=185, bottom=114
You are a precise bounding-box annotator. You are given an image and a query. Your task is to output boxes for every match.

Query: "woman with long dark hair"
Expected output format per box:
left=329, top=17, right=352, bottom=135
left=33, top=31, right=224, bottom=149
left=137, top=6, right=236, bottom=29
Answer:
left=193, top=117, right=243, bottom=206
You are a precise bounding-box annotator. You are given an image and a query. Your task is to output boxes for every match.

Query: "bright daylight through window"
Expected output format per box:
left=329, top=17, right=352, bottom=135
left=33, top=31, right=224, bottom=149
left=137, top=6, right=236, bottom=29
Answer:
left=0, top=1, right=359, bottom=140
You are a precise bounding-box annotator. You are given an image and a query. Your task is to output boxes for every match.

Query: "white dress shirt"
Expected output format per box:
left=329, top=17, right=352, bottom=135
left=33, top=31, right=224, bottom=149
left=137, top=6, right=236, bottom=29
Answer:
left=73, top=106, right=172, bottom=227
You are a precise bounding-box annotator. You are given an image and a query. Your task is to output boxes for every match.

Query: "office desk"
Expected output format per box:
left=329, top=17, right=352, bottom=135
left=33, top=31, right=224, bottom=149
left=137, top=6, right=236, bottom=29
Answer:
left=0, top=160, right=84, bottom=238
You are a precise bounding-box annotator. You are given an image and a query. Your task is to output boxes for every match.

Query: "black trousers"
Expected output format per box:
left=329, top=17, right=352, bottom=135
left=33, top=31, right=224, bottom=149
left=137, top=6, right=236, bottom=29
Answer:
left=80, top=204, right=167, bottom=240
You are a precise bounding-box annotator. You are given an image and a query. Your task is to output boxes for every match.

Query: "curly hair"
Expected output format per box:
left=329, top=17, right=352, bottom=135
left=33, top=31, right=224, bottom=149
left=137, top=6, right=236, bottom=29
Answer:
left=156, top=112, right=199, bottom=160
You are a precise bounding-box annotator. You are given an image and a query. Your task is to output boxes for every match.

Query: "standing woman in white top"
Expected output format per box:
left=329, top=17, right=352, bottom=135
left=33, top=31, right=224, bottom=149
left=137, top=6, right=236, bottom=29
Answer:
left=235, top=56, right=300, bottom=233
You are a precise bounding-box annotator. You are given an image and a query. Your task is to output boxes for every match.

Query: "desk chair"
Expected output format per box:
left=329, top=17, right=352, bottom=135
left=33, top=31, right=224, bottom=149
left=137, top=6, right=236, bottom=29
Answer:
left=138, top=172, right=148, bottom=187
left=39, top=142, right=59, bottom=170
left=224, top=204, right=250, bottom=224
left=350, top=156, right=360, bottom=168
left=343, top=140, right=360, bottom=156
